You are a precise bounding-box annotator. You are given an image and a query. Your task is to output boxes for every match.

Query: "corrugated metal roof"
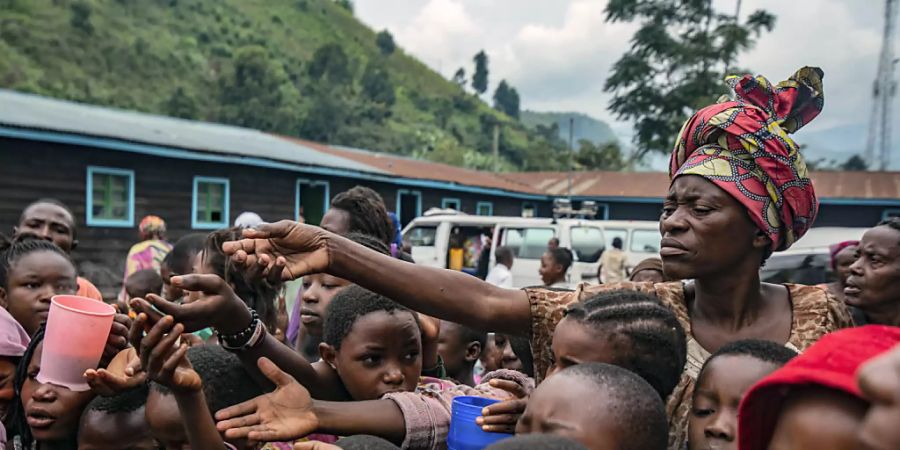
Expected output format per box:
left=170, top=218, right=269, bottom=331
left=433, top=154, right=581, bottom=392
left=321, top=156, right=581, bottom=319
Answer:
left=0, top=89, right=384, bottom=174
left=282, top=137, right=544, bottom=195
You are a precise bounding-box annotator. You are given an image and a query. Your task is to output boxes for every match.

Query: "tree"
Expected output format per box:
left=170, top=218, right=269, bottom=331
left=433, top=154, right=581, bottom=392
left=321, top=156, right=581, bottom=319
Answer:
left=307, top=43, right=352, bottom=85
left=841, top=154, right=868, bottom=171
left=603, top=0, right=776, bottom=158
left=164, top=87, right=199, bottom=120
left=70, top=0, right=94, bottom=34
left=492, top=80, right=520, bottom=119
left=472, top=50, right=489, bottom=95
left=217, top=45, right=300, bottom=134
left=574, top=139, right=627, bottom=171
left=375, top=30, right=395, bottom=55
left=334, top=0, right=353, bottom=13
left=452, top=67, right=466, bottom=89
left=361, top=61, right=395, bottom=107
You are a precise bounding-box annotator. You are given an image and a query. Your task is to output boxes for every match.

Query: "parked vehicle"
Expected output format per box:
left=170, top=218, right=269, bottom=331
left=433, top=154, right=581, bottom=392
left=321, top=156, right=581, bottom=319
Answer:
left=759, top=227, right=868, bottom=284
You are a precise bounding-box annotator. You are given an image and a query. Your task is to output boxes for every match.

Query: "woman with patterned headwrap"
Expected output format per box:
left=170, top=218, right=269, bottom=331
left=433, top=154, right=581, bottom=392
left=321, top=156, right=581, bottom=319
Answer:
left=180, top=68, right=852, bottom=450
left=122, top=215, right=173, bottom=285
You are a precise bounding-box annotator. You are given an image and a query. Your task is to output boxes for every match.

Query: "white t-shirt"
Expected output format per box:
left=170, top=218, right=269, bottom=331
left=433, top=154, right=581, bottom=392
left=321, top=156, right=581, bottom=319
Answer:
left=485, top=263, right=514, bottom=289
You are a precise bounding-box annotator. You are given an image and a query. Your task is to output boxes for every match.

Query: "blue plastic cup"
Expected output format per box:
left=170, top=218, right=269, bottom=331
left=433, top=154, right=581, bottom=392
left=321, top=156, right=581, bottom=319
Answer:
left=447, top=396, right=514, bottom=450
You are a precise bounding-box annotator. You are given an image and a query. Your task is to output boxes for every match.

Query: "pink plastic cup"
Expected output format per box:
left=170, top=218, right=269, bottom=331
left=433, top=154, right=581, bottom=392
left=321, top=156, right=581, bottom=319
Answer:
left=37, top=295, right=115, bottom=391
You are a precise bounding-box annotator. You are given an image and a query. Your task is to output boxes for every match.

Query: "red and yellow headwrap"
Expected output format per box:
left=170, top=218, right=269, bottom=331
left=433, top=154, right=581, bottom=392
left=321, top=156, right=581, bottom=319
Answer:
left=669, top=67, right=824, bottom=252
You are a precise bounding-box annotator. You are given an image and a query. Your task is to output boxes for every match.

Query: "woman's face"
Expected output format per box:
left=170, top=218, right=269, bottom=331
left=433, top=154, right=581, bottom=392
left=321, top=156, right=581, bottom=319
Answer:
left=2, top=251, right=78, bottom=336
left=834, top=245, right=859, bottom=287
left=660, top=176, right=765, bottom=281
left=0, top=356, right=18, bottom=424
left=20, top=342, right=94, bottom=444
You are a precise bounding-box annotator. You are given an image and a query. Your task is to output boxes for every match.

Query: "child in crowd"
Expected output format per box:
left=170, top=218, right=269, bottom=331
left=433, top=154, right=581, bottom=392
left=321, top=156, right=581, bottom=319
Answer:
left=739, top=325, right=900, bottom=450
left=8, top=325, right=95, bottom=449
left=0, top=235, right=79, bottom=336
left=687, top=340, right=797, bottom=450
left=0, top=307, right=29, bottom=446
left=124, top=268, right=163, bottom=303
left=159, top=233, right=207, bottom=303
left=539, top=248, right=572, bottom=288
left=213, top=290, right=685, bottom=449
left=77, top=384, right=157, bottom=450
left=137, top=315, right=267, bottom=450
left=437, top=321, right=485, bottom=387
left=517, top=363, right=668, bottom=450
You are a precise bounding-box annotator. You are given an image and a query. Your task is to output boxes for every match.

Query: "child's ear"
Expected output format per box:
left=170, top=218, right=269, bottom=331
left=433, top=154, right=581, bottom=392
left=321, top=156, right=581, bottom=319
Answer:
left=319, top=343, right=338, bottom=370
left=465, top=340, right=482, bottom=363
left=0, top=287, right=7, bottom=309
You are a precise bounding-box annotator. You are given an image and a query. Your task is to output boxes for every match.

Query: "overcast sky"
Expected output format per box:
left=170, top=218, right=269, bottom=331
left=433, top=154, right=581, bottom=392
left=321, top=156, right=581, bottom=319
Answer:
left=354, top=0, right=899, bottom=167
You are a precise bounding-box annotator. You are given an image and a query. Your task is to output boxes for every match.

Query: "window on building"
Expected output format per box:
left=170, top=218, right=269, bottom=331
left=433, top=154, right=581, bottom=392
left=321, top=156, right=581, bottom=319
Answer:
left=476, top=201, right=493, bottom=216
left=442, top=198, right=461, bottom=211
left=192, top=177, right=229, bottom=229
left=86, top=166, right=134, bottom=227
left=570, top=226, right=605, bottom=263
left=522, top=202, right=536, bottom=218
left=397, top=190, right=422, bottom=226
left=883, top=209, right=900, bottom=221
left=296, top=180, right=330, bottom=225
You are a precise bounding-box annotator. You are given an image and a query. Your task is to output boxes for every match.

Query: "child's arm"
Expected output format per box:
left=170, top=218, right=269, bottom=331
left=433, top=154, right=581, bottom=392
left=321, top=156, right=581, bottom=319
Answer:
left=418, top=315, right=441, bottom=377
left=140, top=315, right=226, bottom=450
left=130, top=275, right=348, bottom=400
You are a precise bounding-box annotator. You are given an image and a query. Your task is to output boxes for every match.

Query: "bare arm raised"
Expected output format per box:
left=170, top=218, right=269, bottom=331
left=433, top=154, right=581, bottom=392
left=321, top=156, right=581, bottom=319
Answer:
left=223, top=221, right=532, bottom=335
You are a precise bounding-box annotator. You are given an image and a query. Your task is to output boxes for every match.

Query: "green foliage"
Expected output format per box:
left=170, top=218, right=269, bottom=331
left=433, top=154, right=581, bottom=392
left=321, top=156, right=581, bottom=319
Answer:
left=842, top=154, right=868, bottom=171
left=603, top=0, right=775, bottom=158
left=333, top=0, right=352, bottom=13
left=452, top=67, right=466, bottom=89
left=521, top=111, right=618, bottom=146
left=375, top=29, right=395, bottom=55
left=0, top=0, right=599, bottom=172
left=492, top=80, right=520, bottom=120
left=574, top=139, right=626, bottom=171
left=472, top=50, right=488, bottom=95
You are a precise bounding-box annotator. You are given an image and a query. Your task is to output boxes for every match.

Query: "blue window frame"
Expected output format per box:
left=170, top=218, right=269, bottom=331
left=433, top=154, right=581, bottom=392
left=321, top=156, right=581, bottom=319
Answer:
left=396, top=189, right=422, bottom=226
left=86, top=166, right=135, bottom=227
left=441, top=198, right=461, bottom=211
left=476, top=201, right=493, bottom=216
left=296, top=179, right=330, bottom=225
left=192, top=176, right=230, bottom=229
left=883, top=209, right=900, bottom=221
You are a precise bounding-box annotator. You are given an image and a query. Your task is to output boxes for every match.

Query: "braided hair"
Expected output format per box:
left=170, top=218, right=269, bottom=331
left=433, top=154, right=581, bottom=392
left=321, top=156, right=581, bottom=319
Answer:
left=564, top=290, right=686, bottom=399
left=204, top=228, right=282, bottom=331
left=0, top=234, right=74, bottom=290
left=330, top=186, right=395, bottom=247
left=10, top=324, right=46, bottom=447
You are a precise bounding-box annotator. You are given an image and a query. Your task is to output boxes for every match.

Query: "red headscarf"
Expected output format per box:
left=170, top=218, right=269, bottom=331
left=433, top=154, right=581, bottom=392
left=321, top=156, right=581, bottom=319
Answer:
left=738, top=325, right=900, bottom=450
left=829, top=240, right=860, bottom=271
left=670, top=67, right=824, bottom=252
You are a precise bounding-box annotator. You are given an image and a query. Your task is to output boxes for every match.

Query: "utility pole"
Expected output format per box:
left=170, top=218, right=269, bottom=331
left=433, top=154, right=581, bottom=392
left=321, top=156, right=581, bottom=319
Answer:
left=492, top=123, right=500, bottom=172
left=866, top=0, right=898, bottom=170
left=567, top=117, right=574, bottom=201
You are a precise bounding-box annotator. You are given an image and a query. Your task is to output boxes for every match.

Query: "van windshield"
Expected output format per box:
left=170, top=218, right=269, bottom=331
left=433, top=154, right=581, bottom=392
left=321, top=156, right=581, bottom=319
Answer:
left=404, top=225, right=437, bottom=247
left=501, top=227, right=555, bottom=259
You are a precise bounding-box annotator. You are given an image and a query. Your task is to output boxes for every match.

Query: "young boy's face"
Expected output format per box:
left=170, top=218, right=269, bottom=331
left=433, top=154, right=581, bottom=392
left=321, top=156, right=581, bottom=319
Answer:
left=517, top=373, right=621, bottom=449
left=145, top=390, right=188, bottom=450
left=437, top=321, right=476, bottom=382
left=767, top=387, right=867, bottom=450
left=539, top=252, right=563, bottom=286
left=545, top=317, right=619, bottom=379
left=301, top=274, right=351, bottom=338
left=688, top=355, right=781, bottom=450
left=325, top=310, right=422, bottom=401
left=79, top=407, right=157, bottom=450
left=20, top=343, right=93, bottom=444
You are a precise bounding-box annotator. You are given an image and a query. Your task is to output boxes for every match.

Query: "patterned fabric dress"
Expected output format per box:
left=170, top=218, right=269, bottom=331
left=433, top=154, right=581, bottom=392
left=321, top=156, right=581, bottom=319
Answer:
left=524, top=281, right=852, bottom=450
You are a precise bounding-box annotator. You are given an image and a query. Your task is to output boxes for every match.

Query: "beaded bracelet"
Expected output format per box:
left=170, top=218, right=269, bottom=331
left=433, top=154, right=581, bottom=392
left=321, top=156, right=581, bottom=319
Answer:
left=216, top=309, right=259, bottom=349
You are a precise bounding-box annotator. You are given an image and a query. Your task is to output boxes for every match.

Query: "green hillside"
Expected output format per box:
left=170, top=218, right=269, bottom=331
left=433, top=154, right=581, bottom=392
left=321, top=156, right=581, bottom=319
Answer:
left=521, top=110, right=618, bottom=146
left=0, top=0, right=572, bottom=171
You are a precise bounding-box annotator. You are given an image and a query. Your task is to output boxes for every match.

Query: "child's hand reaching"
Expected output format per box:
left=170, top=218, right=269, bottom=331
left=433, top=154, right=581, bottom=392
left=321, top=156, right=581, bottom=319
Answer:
left=139, top=315, right=201, bottom=394
left=99, top=313, right=132, bottom=368
left=215, top=357, right=319, bottom=442
left=85, top=347, right=145, bottom=396
left=476, top=379, right=530, bottom=434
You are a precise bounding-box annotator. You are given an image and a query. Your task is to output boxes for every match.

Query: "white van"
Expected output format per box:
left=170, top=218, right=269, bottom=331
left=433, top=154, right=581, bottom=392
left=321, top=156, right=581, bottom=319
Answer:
left=402, top=210, right=608, bottom=288
left=594, top=220, right=663, bottom=269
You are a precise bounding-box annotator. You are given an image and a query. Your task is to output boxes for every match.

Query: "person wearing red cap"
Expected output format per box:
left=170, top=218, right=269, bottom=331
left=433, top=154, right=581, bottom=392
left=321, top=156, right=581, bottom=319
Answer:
left=738, top=325, right=900, bottom=450
left=845, top=218, right=900, bottom=326
left=857, top=342, right=900, bottom=450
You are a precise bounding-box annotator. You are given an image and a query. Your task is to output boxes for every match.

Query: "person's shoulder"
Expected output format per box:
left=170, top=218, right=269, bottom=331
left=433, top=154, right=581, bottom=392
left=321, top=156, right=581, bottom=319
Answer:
left=783, top=283, right=854, bottom=344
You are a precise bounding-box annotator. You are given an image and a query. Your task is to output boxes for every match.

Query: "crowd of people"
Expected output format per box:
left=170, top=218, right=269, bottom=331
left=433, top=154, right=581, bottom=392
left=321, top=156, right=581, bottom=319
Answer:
left=0, top=66, right=898, bottom=450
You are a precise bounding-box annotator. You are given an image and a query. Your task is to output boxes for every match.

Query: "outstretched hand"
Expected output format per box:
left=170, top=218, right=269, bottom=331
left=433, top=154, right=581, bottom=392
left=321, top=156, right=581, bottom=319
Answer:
left=222, top=221, right=332, bottom=281
left=129, top=274, right=253, bottom=335
left=138, top=315, right=201, bottom=394
left=85, top=347, right=145, bottom=397
left=476, top=379, right=530, bottom=434
left=215, top=357, right=319, bottom=442
left=99, top=313, right=132, bottom=368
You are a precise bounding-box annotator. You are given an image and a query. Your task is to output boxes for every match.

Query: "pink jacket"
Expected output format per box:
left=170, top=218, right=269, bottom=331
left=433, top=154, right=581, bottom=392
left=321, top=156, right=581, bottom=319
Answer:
left=383, top=370, right=534, bottom=450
